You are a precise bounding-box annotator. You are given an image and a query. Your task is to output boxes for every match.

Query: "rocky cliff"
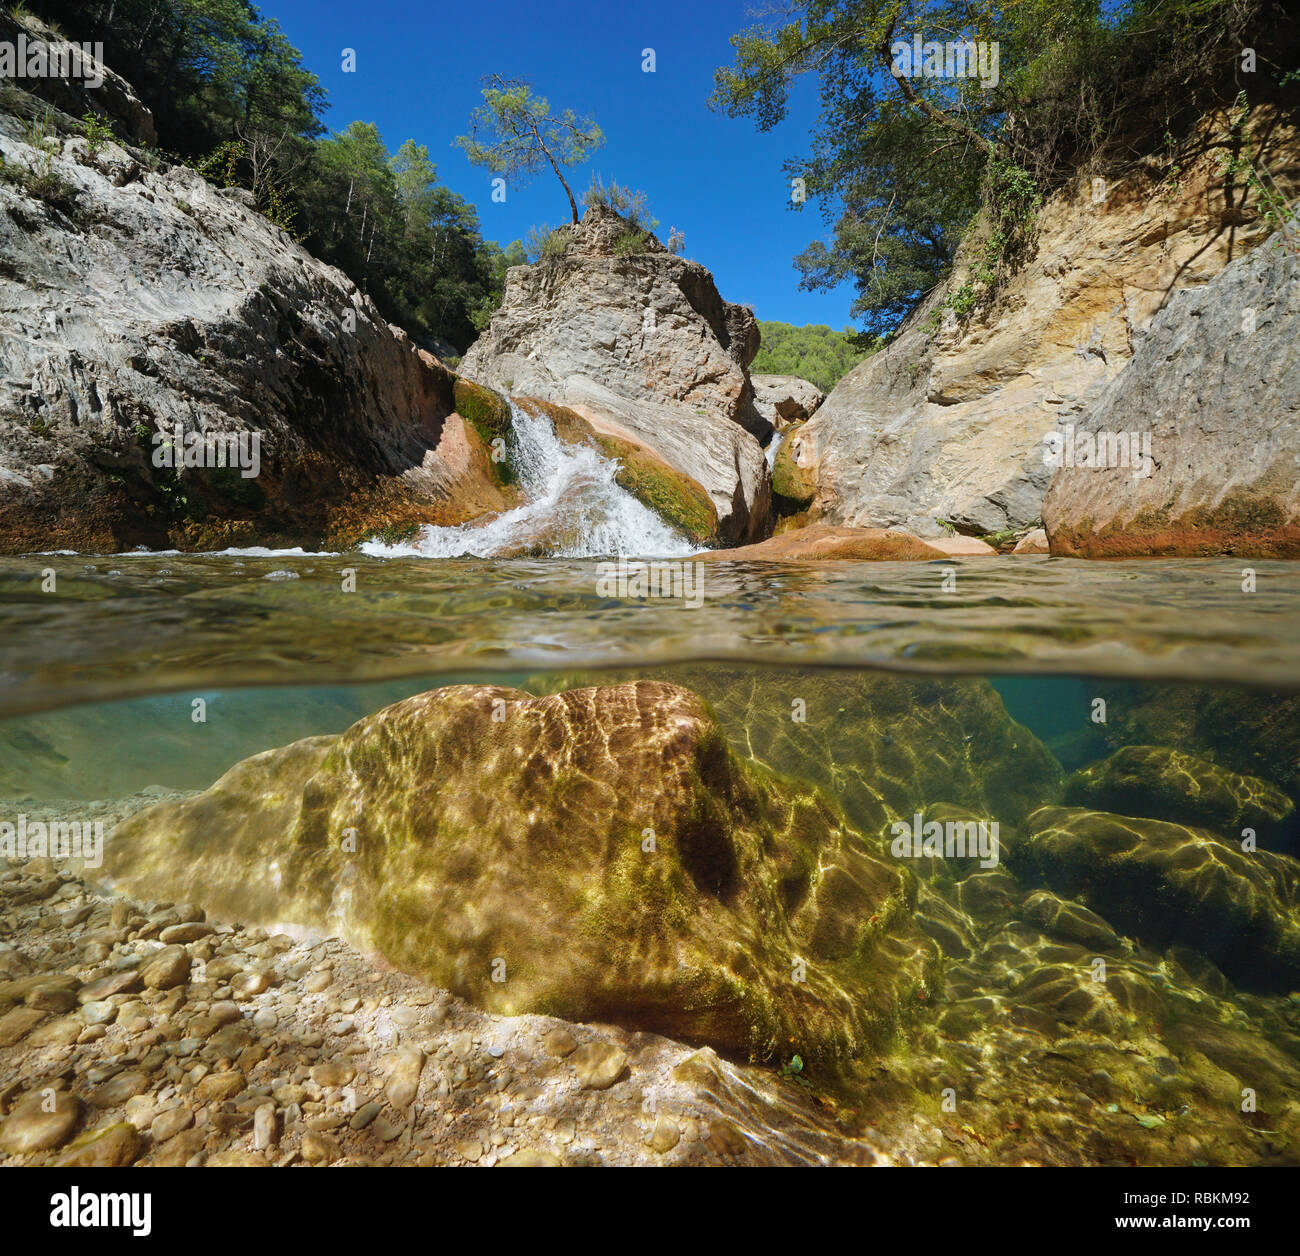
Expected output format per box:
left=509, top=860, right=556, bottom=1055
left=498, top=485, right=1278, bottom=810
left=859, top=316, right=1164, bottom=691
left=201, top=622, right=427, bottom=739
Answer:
left=461, top=204, right=772, bottom=541
left=1043, top=235, right=1300, bottom=556
left=791, top=106, right=1300, bottom=544
left=0, top=48, right=512, bottom=553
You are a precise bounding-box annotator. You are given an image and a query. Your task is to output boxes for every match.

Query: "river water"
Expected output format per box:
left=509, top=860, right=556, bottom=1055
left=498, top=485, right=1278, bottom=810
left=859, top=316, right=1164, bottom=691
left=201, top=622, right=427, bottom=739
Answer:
left=2, top=407, right=1299, bottom=1166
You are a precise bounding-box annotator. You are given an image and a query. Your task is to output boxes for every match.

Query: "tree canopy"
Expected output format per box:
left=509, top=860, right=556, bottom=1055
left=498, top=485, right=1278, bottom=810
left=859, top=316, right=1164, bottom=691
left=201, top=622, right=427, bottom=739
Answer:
left=712, top=0, right=1287, bottom=335
left=456, top=75, right=604, bottom=224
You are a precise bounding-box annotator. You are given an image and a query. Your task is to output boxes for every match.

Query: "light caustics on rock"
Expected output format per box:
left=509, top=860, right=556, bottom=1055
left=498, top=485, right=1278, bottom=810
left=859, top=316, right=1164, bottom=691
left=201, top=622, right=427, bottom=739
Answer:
left=362, top=401, right=695, bottom=560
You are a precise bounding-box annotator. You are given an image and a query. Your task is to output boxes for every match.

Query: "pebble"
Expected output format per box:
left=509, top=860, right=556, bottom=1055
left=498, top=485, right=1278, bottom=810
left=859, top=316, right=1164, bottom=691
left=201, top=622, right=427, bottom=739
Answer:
left=300, top=1130, right=340, bottom=1164
left=349, top=1100, right=381, bottom=1130
left=91, top=1069, right=151, bottom=1108
left=140, top=946, right=191, bottom=991
left=570, top=1042, right=628, bottom=1090
left=56, top=1121, right=142, bottom=1168
left=253, top=1102, right=278, bottom=1150
left=384, top=1046, right=425, bottom=1108
left=150, top=1107, right=195, bottom=1142
left=310, top=1062, right=355, bottom=1089
left=0, top=1091, right=81, bottom=1153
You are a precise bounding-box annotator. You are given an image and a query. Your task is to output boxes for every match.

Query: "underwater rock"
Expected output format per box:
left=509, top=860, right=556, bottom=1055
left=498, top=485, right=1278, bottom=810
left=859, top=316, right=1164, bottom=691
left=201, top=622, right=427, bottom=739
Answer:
left=1022, top=806, right=1300, bottom=991
left=643, top=668, right=1063, bottom=834
left=1066, top=745, right=1295, bottom=846
left=106, top=680, right=939, bottom=1064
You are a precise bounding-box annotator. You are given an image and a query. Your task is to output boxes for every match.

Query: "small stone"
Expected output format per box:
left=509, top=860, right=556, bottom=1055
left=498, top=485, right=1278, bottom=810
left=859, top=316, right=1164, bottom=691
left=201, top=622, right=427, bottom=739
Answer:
left=204, top=957, right=244, bottom=982
left=208, top=1000, right=242, bottom=1026
left=310, top=1062, right=355, bottom=1089
left=0, top=1005, right=47, bottom=1046
left=91, top=1070, right=151, bottom=1109
left=456, top=1138, right=483, bottom=1162
left=497, top=1148, right=563, bottom=1167
left=648, top=1114, right=680, bottom=1153
left=151, top=1127, right=204, bottom=1167
left=81, top=999, right=117, bottom=1026
left=570, top=1042, right=628, bottom=1090
left=301, top=1130, right=340, bottom=1164
left=384, top=1046, right=425, bottom=1108
left=78, top=970, right=141, bottom=1002
left=253, top=1102, right=278, bottom=1151
left=0, top=1091, right=81, bottom=1154
left=141, top=945, right=190, bottom=991
left=159, top=922, right=212, bottom=945
left=150, top=1107, right=194, bottom=1142
left=543, top=1027, right=578, bottom=1057
left=349, top=1101, right=381, bottom=1130
left=233, top=969, right=272, bottom=998
left=56, top=1121, right=142, bottom=1168
left=194, top=1069, right=245, bottom=1103
left=252, top=1008, right=277, bottom=1032
left=304, top=970, right=333, bottom=994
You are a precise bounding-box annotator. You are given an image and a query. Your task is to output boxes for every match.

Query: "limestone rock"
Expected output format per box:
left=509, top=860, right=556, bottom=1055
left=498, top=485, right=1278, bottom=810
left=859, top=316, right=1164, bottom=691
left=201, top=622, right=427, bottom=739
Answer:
left=56, top=1121, right=142, bottom=1168
left=570, top=1042, right=628, bottom=1090
left=1043, top=238, right=1300, bottom=556
left=106, top=680, right=940, bottom=1063
left=1012, top=527, right=1050, bottom=554
left=751, top=375, right=824, bottom=428
left=0, top=83, right=512, bottom=552
left=460, top=204, right=770, bottom=541
left=793, top=111, right=1299, bottom=538
left=0, top=1090, right=80, bottom=1154
left=693, top=524, right=946, bottom=562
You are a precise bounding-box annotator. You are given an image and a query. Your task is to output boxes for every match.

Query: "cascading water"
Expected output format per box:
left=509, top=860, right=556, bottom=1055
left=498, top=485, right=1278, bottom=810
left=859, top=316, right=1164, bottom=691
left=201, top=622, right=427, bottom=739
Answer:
left=361, top=400, right=696, bottom=559
left=765, top=428, right=787, bottom=471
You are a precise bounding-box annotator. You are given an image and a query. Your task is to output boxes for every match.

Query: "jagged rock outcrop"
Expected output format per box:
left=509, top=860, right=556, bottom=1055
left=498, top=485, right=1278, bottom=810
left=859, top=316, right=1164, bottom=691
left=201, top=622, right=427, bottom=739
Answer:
left=0, top=13, right=155, bottom=146
left=1042, top=237, right=1300, bottom=556
left=793, top=108, right=1300, bottom=539
left=106, top=680, right=939, bottom=1064
left=0, top=82, right=513, bottom=552
left=751, top=375, right=823, bottom=429
left=460, top=204, right=771, bottom=541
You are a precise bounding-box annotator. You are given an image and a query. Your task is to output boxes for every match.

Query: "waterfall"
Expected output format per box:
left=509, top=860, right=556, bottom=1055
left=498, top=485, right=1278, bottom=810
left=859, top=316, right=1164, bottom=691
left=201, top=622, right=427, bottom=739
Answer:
left=765, top=428, right=787, bottom=471
left=361, top=400, right=696, bottom=559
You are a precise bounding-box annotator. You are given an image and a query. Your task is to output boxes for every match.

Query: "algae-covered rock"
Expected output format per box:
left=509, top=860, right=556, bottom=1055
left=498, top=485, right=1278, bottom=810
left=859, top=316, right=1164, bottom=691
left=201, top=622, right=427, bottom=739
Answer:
left=771, top=422, right=816, bottom=508
left=1022, top=805, right=1300, bottom=991
left=1066, top=745, right=1295, bottom=846
left=654, top=668, right=1062, bottom=834
left=107, top=681, right=938, bottom=1064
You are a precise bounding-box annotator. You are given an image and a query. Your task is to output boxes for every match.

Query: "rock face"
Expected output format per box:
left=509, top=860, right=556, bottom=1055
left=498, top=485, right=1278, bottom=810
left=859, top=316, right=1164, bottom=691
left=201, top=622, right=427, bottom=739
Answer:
left=793, top=109, right=1299, bottom=538
left=0, top=82, right=514, bottom=552
left=460, top=205, right=771, bottom=541
left=1042, top=238, right=1300, bottom=556
left=693, top=524, right=946, bottom=562
left=751, top=375, right=823, bottom=429
left=107, top=681, right=939, bottom=1064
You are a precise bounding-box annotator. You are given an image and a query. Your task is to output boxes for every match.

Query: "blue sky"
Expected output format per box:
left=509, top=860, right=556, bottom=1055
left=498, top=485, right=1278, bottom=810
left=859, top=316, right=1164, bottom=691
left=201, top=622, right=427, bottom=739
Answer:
left=259, top=0, right=857, bottom=329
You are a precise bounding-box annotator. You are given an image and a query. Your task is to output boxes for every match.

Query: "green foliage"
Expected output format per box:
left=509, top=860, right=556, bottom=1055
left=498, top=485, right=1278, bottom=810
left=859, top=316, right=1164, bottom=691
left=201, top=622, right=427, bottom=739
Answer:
left=1217, top=90, right=1300, bottom=240
left=79, top=110, right=114, bottom=157
left=524, top=222, right=571, bottom=264
left=613, top=229, right=651, bottom=255
left=582, top=173, right=658, bottom=232
left=750, top=321, right=876, bottom=393
left=713, top=0, right=1274, bottom=334
left=456, top=74, right=603, bottom=223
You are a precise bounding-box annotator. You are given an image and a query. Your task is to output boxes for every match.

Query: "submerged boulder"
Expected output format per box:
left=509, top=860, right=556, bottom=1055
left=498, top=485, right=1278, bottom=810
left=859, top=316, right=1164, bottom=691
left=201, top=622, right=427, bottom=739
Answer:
left=1066, top=745, right=1295, bottom=847
left=1021, top=805, right=1300, bottom=991
left=106, top=681, right=939, bottom=1064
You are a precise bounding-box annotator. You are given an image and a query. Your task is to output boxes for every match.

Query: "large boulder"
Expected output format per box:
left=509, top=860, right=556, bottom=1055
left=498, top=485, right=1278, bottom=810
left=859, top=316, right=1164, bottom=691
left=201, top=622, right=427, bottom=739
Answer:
left=1042, top=237, right=1300, bottom=556
left=1065, top=745, right=1295, bottom=848
left=106, top=681, right=940, bottom=1064
left=0, top=84, right=513, bottom=552
left=751, top=375, right=823, bottom=429
left=792, top=109, right=1299, bottom=538
left=460, top=205, right=771, bottom=541
left=1020, top=806, right=1300, bottom=991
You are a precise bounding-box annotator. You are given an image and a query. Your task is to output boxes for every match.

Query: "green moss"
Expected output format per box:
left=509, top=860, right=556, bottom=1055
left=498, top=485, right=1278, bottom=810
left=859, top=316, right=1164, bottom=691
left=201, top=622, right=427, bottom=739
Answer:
left=771, top=423, right=816, bottom=507
left=452, top=376, right=516, bottom=487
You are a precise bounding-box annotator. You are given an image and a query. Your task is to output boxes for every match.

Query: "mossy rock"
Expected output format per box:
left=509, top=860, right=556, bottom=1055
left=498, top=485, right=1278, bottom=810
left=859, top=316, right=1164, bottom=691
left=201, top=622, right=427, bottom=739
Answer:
left=1022, top=805, right=1300, bottom=992
left=452, top=376, right=515, bottom=487
left=1066, top=745, right=1295, bottom=848
left=771, top=423, right=816, bottom=507
left=524, top=397, right=718, bottom=544
left=106, top=680, right=938, bottom=1066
